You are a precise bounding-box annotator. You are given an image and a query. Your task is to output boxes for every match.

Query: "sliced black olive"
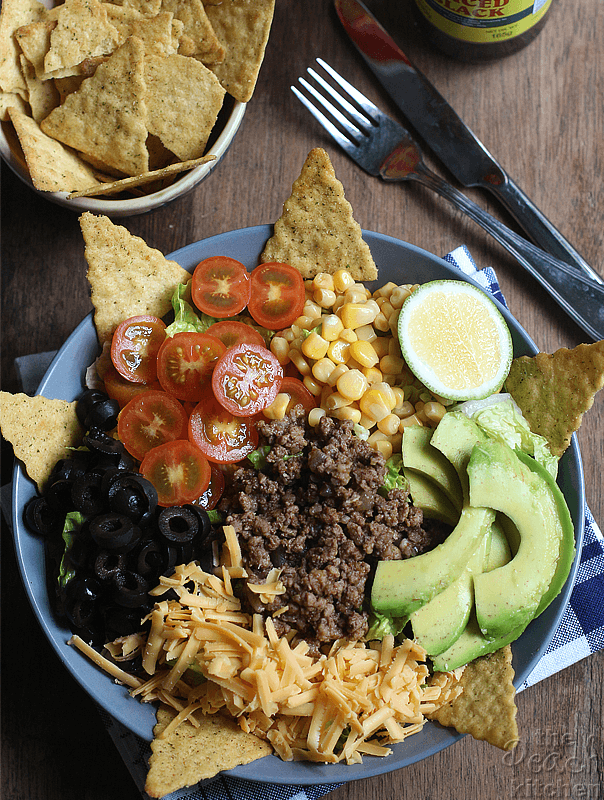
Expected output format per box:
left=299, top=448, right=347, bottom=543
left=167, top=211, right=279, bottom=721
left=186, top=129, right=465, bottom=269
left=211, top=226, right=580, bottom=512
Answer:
left=71, top=472, right=107, bottom=516
left=66, top=525, right=94, bottom=571
left=183, top=504, right=212, bottom=543
left=94, top=550, right=127, bottom=582
left=49, top=455, right=89, bottom=486
left=84, top=398, right=120, bottom=432
left=111, top=570, right=149, bottom=608
left=157, top=506, right=200, bottom=544
left=83, top=428, right=127, bottom=457
left=45, top=479, right=76, bottom=512
left=23, top=495, right=64, bottom=537
left=76, top=389, right=108, bottom=427
left=89, top=513, right=141, bottom=554
left=103, top=605, right=144, bottom=637
left=135, top=539, right=167, bottom=578
left=107, top=473, right=158, bottom=526
left=64, top=575, right=102, bottom=629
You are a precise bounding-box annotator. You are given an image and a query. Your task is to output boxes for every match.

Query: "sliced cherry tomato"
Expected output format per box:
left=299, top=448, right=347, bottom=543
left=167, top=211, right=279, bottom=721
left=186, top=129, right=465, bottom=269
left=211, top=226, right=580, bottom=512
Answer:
left=189, top=394, right=259, bottom=463
left=278, top=377, right=317, bottom=415
left=117, top=390, right=188, bottom=461
left=248, top=262, right=305, bottom=329
left=103, top=364, right=163, bottom=408
left=111, top=316, right=166, bottom=384
left=191, top=256, right=251, bottom=318
left=156, top=331, right=226, bottom=401
left=206, top=320, right=266, bottom=350
left=212, top=343, right=283, bottom=417
left=191, top=463, right=225, bottom=510
left=139, top=440, right=211, bottom=507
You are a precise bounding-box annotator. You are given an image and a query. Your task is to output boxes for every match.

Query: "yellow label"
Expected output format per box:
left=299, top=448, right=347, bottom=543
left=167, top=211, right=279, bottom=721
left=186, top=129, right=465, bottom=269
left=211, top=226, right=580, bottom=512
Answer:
left=415, top=0, right=552, bottom=43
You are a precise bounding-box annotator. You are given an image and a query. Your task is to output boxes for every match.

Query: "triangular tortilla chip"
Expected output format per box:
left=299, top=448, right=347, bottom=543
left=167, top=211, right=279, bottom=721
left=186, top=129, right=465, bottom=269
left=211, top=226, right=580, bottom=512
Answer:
left=159, top=0, right=224, bottom=65
left=0, top=90, right=28, bottom=121
left=43, top=0, right=119, bottom=76
left=144, top=53, right=225, bottom=160
left=80, top=212, right=191, bottom=343
left=261, top=147, right=378, bottom=281
left=505, top=340, right=604, bottom=457
left=0, top=392, right=84, bottom=491
left=145, top=706, right=272, bottom=798
left=8, top=107, right=100, bottom=192
left=14, top=19, right=56, bottom=80
left=19, top=53, right=60, bottom=121
left=104, top=6, right=178, bottom=57
left=205, top=0, right=275, bottom=102
left=0, top=0, right=48, bottom=95
left=40, top=36, right=149, bottom=177
left=426, top=645, right=519, bottom=751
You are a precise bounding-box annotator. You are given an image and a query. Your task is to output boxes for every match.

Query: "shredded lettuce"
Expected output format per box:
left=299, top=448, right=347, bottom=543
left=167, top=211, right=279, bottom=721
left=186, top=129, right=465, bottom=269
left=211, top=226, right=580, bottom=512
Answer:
left=381, top=454, right=409, bottom=495
left=247, top=445, right=271, bottom=469
left=206, top=509, right=223, bottom=525
left=456, top=393, right=558, bottom=478
left=365, top=611, right=408, bottom=641
left=58, top=511, right=86, bottom=588
left=165, top=283, right=216, bottom=337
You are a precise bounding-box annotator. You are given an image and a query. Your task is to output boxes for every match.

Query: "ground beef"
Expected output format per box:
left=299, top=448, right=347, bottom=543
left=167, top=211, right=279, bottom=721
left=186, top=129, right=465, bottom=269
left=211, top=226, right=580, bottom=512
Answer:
left=219, top=409, right=447, bottom=647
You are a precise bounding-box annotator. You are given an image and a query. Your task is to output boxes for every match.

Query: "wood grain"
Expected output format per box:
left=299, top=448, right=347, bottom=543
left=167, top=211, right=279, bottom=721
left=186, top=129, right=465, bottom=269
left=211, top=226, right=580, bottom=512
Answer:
left=1, top=1, right=602, bottom=798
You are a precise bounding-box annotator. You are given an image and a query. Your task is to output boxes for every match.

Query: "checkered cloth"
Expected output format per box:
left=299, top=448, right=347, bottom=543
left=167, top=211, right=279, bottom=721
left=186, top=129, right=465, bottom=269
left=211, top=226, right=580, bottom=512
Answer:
left=4, top=247, right=603, bottom=800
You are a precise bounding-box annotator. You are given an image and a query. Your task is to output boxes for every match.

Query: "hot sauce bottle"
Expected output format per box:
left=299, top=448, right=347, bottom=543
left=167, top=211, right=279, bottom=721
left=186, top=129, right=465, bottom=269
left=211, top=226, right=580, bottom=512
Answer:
left=413, top=0, right=554, bottom=61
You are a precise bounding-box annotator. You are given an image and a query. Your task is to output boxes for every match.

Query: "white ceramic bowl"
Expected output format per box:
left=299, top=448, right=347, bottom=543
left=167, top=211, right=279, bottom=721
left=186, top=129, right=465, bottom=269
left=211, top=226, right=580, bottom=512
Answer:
left=0, top=96, right=245, bottom=217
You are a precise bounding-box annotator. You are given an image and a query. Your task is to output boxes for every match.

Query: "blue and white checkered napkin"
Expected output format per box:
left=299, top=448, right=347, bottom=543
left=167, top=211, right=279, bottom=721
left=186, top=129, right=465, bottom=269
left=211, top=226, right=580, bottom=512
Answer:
left=6, top=247, right=604, bottom=800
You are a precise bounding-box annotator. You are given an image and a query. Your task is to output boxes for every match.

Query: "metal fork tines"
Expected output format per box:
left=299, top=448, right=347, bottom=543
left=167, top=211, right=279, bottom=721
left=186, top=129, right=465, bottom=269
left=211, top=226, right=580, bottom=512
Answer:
left=292, top=60, right=604, bottom=341
left=292, top=58, right=406, bottom=177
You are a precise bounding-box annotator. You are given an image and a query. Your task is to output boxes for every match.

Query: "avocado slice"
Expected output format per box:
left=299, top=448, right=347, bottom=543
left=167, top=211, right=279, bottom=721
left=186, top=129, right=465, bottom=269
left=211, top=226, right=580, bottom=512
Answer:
left=403, top=468, right=460, bottom=527
left=486, top=515, right=513, bottom=571
left=371, top=504, right=495, bottom=618
left=430, top=411, right=487, bottom=501
left=431, top=611, right=526, bottom=672
left=469, top=440, right=566, bottom=640
left=410, top=526, right=491, bottom=656
left=402, top=426, right=464, bottom=510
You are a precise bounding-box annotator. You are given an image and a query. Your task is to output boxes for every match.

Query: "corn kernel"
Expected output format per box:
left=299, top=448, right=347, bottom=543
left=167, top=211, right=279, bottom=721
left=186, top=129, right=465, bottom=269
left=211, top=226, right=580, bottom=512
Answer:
left=331, top=406, right=362, bottom=423
left=355, top=324, right=378, bottom=343
left=390, top=285, right=412, bottom=308
left=270, top=336, right=290, bottom=365
left=337, top=369, right=368, bottom=402
left=283, top=329, right=296, bottom=343
left=359, top=388, right=392, bottom=422
left=327, top=339, right=350, bottom=364
left=288, top=349, right=311, bottom=376
left=373, top=281, right=397, bottom=298
left=308, top=407, right=326, bottom=427
left=374, top=312, right=390, bottom=332
left=326, top=363, right=349, bottom=387
left=372, top=337, right=390, bottom=358
left=377, top=413, right=400, bottom=436
left=362, top=366, right=383, bottom=384
left=373, top=382, right=396, bottom=409
left=398, top=414, right=423, bottom=430
left=312, top=357, right=336, bottom=384
left=294, top=315, right=316, bottom=331
left=332, top=295, right=346, bottom=312
left=380, top=354, right=405, bottom=375
left=326, top=391, right=352, bottom=410
left=349, top=339, right=379, bottom=368
left=424, top=401, right=447, bottom=424
left=314, top=288, right=337, bottom=309
left=358, top=413, right=377, bottom=430
left=339, top=328, right=358, bottom=344
left=396, top=400, right=415, bottom=419
left=343, top=288, right=368, bottom=305
left=391, top=387, right=405, bottom=411
left=339, top=303, right=378, bottom=329
left=333, top=268, right=355, bottom=293
left=313, top=273, right=334, bottom=292
left=263, top=393, right=290, bottom=420
left=303, top=375, right=322, bottom=397
left=388, top=337, right=402, bottom=357
left=321, top=314, right=344, bottom=341
left=301, top=331, right=329, bottom=361
left=303, top=299, right=322, bottom=319
left=346, top=356, right=364, bottom=371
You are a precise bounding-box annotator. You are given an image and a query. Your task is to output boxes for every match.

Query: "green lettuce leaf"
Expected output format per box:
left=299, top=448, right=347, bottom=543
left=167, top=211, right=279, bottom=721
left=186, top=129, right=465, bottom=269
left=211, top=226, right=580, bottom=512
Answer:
left=165, top=283, right=216, bottom=337
left=365, top=611, right=408, bottom=641
left=381, top=454, right=409, bottom=495
left=247, top=445, right=271, bottom=470
left=58, top=511, right=86, bottom=589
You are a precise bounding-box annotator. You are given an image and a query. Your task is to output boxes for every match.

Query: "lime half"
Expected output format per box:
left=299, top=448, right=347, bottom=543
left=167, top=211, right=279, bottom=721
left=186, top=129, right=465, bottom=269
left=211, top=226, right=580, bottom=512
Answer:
left=397, top=280, right=513, bottom=402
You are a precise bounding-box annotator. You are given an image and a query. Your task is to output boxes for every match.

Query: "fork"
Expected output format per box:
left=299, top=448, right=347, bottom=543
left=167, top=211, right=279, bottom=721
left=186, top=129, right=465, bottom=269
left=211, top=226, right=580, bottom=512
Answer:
left=292, top=59, right=604, bottom=341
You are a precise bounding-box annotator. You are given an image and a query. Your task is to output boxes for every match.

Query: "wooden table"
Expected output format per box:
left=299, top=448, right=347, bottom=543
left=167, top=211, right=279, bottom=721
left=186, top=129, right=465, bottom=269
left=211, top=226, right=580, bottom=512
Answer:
left=2, top=1, right=602, bottom=798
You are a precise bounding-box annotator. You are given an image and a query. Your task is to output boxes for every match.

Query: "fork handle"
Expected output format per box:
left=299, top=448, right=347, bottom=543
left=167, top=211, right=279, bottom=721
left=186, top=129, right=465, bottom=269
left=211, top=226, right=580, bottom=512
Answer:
left=390, top=166, right=604, bottom=340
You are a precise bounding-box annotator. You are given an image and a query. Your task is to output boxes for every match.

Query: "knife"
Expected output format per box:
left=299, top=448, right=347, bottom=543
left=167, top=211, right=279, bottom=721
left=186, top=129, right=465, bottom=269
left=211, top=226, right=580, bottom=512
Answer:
left=334, top=0, right=603, bottom=286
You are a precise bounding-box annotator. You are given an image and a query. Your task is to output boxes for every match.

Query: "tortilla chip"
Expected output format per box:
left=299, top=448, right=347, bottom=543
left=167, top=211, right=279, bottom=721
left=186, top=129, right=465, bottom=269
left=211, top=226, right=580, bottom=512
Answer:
left=159, top=0, right=224, bottom=65
left=80, top=212, right=191, bottom=342
left=19, top=54, right=60, bottom=121
left=14, top=19, right=56, bottom=80
left=52, top=56, right=108, bottom=99
left=40, top=36, right=149, bottom=177
left=104, top=6, right=178, bottom=57
left=143, top=53, right=225, bottom=161
left=44, top=0, right=120, bottom=77
left=145, top=706, right=272, bottom=798
left=505, top=340, right=604, bottom=457
left=261, top=147, right=378, bottom=281
left=0, top=89, right=28, bottom=121
left=69, top=153, right=215, bottom=197
left=110, top=0, right=162, bottom=17
left=0, top=0, right=48, bottom=95
left=205, top=0, right=275, bottom=103
left=427, top=645, right=519, bottom=751
left=0, top=392, right=84, bottom=491
left=9, top=107, right=100, bottom=191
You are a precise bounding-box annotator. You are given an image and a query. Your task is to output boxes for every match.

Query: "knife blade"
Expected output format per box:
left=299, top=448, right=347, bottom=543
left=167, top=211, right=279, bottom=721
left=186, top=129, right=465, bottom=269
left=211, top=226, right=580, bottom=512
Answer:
left=334, top=0, right=603, bottom=285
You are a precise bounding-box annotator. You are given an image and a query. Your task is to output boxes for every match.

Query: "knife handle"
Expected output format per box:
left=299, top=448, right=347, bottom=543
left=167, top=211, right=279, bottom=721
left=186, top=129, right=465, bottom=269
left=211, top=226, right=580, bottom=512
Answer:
left=485, top=177, right=603, bottom=286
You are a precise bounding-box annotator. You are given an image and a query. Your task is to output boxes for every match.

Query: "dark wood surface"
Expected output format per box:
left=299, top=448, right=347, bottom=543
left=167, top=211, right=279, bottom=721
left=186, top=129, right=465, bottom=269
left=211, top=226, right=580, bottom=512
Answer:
left=2, top=1, right=602, bottom=798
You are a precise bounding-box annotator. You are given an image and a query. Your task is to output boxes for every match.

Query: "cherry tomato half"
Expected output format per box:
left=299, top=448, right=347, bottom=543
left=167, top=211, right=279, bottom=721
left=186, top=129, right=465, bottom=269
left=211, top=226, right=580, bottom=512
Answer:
left=156, top=331, right=226, bottom=402
left=212, top=343, right=283, bottom=417
left=278, top=377, right=317, bottom=416
left=103, top=364, right=163, bottom=408
left=206, top=320, right=266, bottom=350
left=189, top=394, right=259, bottom=463
left=140, top=440, right=211, bottom=507
left=191, top=256, right=251, bottom=318
left=191, top=463, right=225, bottom=510
left=117, top=390, right=188, bottom=461
left=248, top=262, right=305, bottom=329
left=111, top=316, right=166, bottom=384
